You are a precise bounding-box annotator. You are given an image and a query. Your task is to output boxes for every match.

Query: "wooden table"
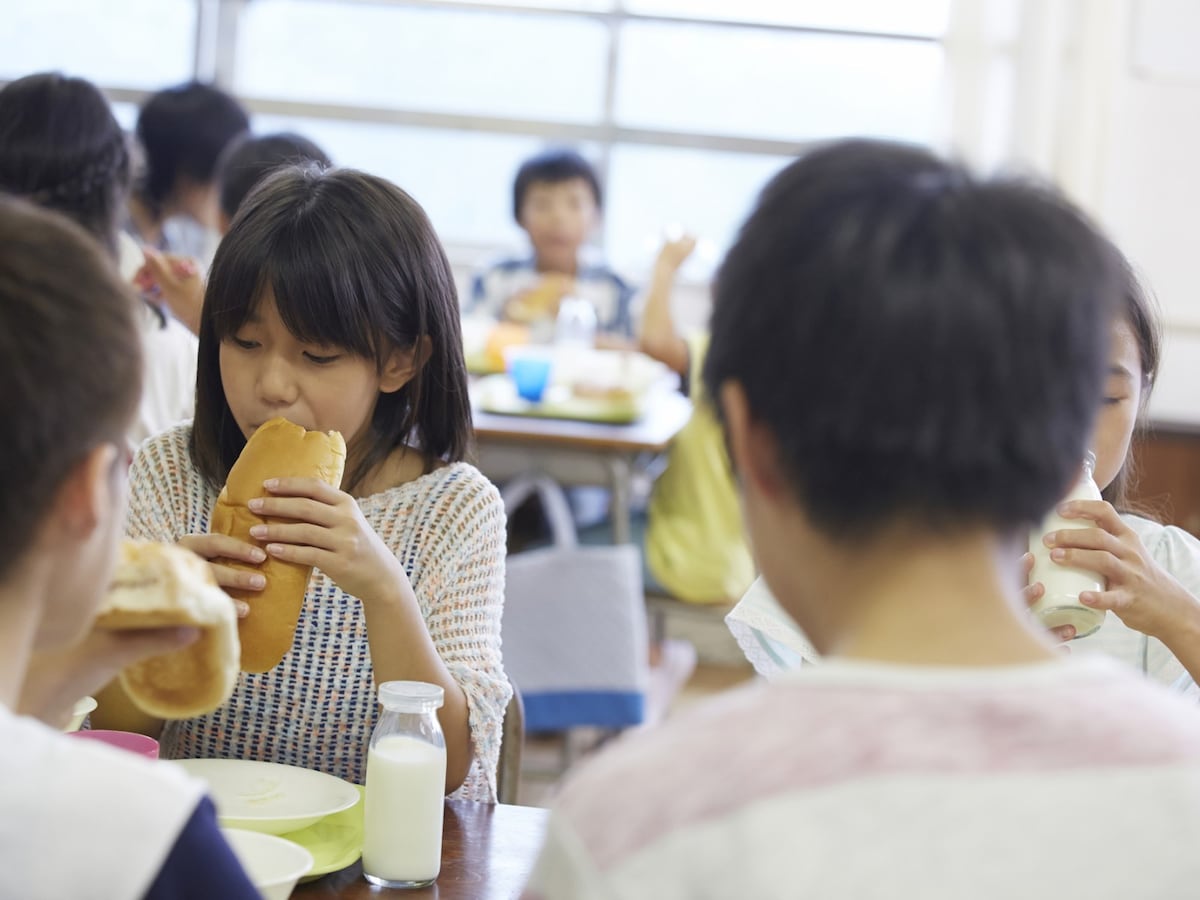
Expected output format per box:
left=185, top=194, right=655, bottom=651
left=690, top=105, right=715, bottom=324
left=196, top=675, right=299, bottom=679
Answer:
left=472, top=388, right=693, bottom=543
left=295, top=800, right=548, bottom=899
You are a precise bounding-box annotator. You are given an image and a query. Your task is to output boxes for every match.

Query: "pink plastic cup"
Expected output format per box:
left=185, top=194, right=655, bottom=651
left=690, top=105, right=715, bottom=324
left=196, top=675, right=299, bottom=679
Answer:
left=69, top=729, right=159, bottom=759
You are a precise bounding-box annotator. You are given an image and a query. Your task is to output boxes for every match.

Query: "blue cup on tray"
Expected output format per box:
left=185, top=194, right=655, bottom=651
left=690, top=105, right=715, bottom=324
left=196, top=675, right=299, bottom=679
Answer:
left=505, top=347, right=554, bottom=404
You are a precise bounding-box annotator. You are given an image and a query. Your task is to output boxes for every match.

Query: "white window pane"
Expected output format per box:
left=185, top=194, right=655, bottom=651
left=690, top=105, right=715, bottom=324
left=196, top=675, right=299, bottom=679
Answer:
left=0, top=0, right=195, bottom=88
left=237, top=1, right=609, bottom=124
left=615, top=23, right=944, bottom=143
left=426, top=0, right=613, bottom=9
left=111, top=102, right=139, bottom=133
left=626, top=0, right=951, bottom=36
left=604, top=145, right=790, bottom=278
left=250, top=114, right=555, bottom=250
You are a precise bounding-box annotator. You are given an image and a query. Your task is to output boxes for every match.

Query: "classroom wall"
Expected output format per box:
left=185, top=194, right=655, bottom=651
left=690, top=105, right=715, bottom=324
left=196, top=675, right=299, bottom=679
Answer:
left=1093, top=0, right=1200, bottom=426
left=950, top=0, right=1200, bottom=426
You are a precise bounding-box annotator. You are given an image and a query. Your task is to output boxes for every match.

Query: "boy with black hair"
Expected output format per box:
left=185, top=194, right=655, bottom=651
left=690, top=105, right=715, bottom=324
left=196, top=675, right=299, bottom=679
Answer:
left=0, top=197, right=256, bottom=899
left=526, top=140, right=1200, bottom=898
left=126, top=81, right=249, bottom=264
left=470, top=148, right=635, bottom=337
left=215, top=131, right=332, bottom=232
left=137, top=131, right=333, bottom=334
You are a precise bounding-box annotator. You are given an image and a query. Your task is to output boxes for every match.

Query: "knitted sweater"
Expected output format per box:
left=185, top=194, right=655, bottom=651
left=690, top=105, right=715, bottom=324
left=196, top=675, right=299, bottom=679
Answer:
left=126, top=424, right=510, bottom=801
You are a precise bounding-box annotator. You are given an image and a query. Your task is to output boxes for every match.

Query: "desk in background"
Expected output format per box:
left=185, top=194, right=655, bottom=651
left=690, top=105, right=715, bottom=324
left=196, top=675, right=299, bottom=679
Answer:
left=472, top=388, right=693, bottom=543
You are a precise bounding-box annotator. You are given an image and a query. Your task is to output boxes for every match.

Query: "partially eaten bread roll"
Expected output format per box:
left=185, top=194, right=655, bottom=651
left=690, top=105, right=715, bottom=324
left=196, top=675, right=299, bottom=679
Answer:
left=96, top=540, right=240, bottom=720
left=210, top=417, right=346, bottom=673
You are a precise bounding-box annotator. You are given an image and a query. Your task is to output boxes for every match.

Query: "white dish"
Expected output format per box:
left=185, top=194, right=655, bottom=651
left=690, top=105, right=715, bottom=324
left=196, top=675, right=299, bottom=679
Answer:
left=178, top=759, right=360, bottom=835
left=222, top=828, right=314, bottom=900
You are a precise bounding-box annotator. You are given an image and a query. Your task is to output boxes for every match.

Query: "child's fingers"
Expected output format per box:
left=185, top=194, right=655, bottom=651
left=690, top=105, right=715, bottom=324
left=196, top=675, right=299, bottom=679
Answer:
left=178, top=533, right=267, bottom=564
left=1021, top=580, right=1044, bottom=608
left=1057, top=499, right=1129, bottom=535
left=1079, top=588, right=1132, bottom=613
left=248, top=494, right=338, bottom=525
left=249, top=522, right=336, bottom=552
left=1048, top=624, right=1076, bottom=643
left=263, top=541, right=328, bottom=570
left=1019, top=551, right=1035, bottom=580
left=261, top=477, right=343, bottom=504
left=1048, top=546, right=1122, bottom=580
left=1041, top=526, right=1127, bottom=559
left=209, top=563, right=267, bottom=593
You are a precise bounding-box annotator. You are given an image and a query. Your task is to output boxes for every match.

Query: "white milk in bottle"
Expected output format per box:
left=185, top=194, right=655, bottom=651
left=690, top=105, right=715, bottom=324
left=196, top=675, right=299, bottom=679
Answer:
left=1028, top=452, right=1107, bottom=638
left=362, top=681, right=447, bottom=889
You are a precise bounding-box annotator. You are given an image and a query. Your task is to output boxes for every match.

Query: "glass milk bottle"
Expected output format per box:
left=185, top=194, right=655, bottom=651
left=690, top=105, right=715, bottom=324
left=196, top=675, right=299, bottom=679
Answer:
left=362, top=681, right=447, bottom=889
left=1028, top=452, right=1107, bottom=639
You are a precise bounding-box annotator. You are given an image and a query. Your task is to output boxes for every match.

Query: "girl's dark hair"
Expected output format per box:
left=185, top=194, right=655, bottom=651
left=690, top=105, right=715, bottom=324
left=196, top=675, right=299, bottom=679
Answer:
left=0, top=72, right=130, bottom=258
left=136, top=81, right=249, bottom=213
left=0, top=196, right=141, bottom=579
left=191, top=166, right=472, bottom=491
left=1102, top=263, right=1162, bottom=511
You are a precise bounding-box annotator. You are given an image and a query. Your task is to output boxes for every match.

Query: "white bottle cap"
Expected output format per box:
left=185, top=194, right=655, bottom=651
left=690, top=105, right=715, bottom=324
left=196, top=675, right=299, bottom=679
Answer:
left=378, top=680, right=444, bottom=713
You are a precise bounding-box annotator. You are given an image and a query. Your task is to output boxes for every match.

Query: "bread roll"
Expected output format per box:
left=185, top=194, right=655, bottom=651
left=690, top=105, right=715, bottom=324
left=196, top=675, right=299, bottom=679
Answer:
left=96, top=540, right=240, bottom=720
left=210, top=417, right=346, bottom=673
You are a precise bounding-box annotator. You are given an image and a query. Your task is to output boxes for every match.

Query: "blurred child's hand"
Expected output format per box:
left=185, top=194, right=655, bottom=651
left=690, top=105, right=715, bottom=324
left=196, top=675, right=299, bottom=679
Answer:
left=248, top=477, right=411, bottom=606
left=178, top=533, right=266, bottom=613
left=20, top=626, right=199, bottom=728
left=1047, top=499, right=1200, bottom=641
left=135, top=246, right=204, bottom=335
left=655, top=234, right=697, bottom=275
left=1020, top=551, right=1075, bottom=643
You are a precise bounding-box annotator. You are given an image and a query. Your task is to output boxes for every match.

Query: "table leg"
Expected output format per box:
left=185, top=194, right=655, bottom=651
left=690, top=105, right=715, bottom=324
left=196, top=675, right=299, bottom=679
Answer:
left=607, top=456, right=633, bottom=544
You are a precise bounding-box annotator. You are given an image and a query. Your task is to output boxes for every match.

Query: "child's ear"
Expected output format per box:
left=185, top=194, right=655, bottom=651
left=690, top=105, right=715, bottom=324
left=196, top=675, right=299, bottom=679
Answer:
left=48, top=443, right=121, bottom=541
left=719, top=381, right=784, bottom=499
left=379, top=337, right=433, bottom=394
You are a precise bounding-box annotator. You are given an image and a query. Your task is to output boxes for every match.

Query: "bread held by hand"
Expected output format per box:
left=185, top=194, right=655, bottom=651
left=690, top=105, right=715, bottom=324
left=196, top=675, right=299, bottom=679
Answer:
left=95, top=540, right=240, bottom=720
left=210, top=417, right=346, bottom=673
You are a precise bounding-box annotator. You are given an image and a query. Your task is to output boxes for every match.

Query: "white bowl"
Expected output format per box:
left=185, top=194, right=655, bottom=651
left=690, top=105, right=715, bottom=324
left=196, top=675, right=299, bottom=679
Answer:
left=65, top=696, right=97, bottom=732
left=176, top=758, right=360, bottom=835
left=222, top=828, right=313, bottom=900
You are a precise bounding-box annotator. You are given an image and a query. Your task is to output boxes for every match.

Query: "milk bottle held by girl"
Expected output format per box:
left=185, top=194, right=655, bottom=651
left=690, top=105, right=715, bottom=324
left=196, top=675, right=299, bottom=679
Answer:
left=362, top=681, right=447, bottom=889
left=1029, top=452, right=1107, bottom=639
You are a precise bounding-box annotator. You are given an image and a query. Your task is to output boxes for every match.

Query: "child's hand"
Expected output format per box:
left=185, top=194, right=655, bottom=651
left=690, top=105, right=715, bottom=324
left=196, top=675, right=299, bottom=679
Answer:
left=247, top=478, right=409, bottom=606
left=1020, top=551, right=1075, bottom=643
left=134, top=247, right=204, bottom=335
left=655, top=234, right=697, bottom=275
left=1043, top=500, right=1200, bottom=641
left=20, top=626, right=199, bottom=728
left=177, top=533, right=263, bottom=616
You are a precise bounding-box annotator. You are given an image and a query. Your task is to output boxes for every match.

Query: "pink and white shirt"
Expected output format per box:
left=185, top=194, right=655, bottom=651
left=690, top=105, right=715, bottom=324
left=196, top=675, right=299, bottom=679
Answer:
left=528, top=655, right=1200, bottom=899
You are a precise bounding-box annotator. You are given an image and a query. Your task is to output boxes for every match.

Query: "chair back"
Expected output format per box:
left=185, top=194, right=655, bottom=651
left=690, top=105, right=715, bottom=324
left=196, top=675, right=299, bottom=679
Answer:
left=497, top=683, right=525, bottom=805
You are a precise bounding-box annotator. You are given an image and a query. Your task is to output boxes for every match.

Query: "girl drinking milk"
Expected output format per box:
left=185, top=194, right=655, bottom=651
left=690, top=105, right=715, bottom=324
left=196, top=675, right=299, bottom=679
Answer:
left=103, top=166, right=510, bottom=801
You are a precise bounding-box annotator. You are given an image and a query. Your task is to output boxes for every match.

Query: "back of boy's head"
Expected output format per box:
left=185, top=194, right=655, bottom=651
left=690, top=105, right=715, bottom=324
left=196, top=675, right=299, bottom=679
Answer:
left=136, top=81, right=249, bottom=211
left=216, top=132, right=332, bottom=220
left=192, top=165, right=471, bottom=491
left=0, top=197, right=141, bottom=579
left=0, top=72, right=130, bottom=258
left=704, top=139, right=1122, bottom=539
left=512, top=149, right=602, bottom=220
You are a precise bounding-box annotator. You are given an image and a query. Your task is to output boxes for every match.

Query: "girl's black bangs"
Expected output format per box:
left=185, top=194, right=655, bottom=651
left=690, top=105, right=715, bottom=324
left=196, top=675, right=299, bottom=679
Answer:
left=208, top=227, right=382, bottom=363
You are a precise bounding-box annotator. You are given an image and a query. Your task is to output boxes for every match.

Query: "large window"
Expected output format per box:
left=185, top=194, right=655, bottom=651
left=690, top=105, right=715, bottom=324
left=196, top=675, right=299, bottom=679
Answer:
left=0, top=0, right=953, bottom=279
